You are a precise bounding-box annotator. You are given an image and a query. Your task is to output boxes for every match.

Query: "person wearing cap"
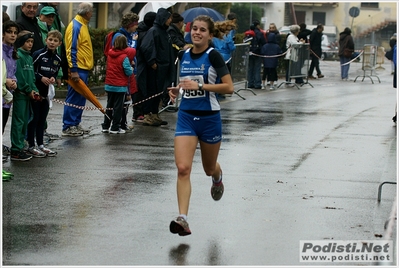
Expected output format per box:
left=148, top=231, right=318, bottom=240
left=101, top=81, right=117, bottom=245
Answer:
left=16, top=2, right=44, bottom=54
left=36, top=2, right=68, bottom=82
left=10, top=31, right=40, bottom=161
left=168, top=12, right=190, bottom=61
left=62, top=2, right=94, bottom=137
left=37, top=6, right=63, bottom=85
left=36, top=3, right=64, bottom=33
left=165, top=12, right=190, bottom=110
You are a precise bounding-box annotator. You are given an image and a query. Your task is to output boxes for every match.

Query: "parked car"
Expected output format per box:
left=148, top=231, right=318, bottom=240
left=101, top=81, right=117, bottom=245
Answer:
left=321, top=34, right=338, bottom=60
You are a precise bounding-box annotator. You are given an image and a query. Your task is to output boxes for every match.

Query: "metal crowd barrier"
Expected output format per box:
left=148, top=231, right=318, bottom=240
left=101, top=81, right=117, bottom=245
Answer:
left=159, top=59, right=180, bottom=114
left=376, top=46, right=386, bottom=70
left=277, top=43, right=313, bottom=90
left=354, top=44, right=381, bottom=84
left=231, top=43, right=255, bottom=100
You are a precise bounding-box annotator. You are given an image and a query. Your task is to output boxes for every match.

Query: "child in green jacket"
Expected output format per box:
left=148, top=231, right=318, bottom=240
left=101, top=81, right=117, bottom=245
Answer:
left=10, top=31, right=41, bottom=161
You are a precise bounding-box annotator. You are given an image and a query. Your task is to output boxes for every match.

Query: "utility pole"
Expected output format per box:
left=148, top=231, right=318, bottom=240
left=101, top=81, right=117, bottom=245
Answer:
left=250, top=3, right=252, bottom=26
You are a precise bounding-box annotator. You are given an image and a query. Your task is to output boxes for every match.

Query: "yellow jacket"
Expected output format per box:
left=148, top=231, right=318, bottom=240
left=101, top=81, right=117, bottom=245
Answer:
left=65, top=14, right=93, bottom=72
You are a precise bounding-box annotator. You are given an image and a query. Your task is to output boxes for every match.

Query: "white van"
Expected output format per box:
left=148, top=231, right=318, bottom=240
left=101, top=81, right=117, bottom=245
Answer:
left=2, top=2, right=23, bottom=21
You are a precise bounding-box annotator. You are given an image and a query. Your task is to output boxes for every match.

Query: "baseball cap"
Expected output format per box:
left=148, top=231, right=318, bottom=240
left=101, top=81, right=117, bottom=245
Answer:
left=40, top=6, right=56, bottom=16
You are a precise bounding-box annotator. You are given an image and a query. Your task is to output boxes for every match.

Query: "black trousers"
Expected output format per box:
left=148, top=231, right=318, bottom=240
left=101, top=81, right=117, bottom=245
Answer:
left=27, top=99, right=49, bottom=147
left=102, top=91, right=125, bottom=131
left=2, top=107, right=10, bottom=135
left=308, top=55, right=321, bottom=76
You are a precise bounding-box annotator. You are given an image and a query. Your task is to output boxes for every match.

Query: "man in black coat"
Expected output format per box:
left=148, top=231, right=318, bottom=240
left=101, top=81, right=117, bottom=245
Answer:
left=308, top=24, right=324, bottom=79
left=167, top=13, right=190, bottom=91
left=134, top=11, right=156, bottom=123
left=139, top=8, right=174, bottom=126
left=247, top=20, right=266, bottom=89
left=16, top=2, right=43, bottom=54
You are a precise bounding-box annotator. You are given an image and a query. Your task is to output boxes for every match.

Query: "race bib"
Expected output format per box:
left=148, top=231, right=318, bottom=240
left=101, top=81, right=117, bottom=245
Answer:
left=180, top=75, right=205, bottom=99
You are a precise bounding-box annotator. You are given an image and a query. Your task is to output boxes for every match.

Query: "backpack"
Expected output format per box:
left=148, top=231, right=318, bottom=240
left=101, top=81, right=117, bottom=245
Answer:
left=243, top=29, right=259, bottom=53
left=103, top=30, right=120, bottom=58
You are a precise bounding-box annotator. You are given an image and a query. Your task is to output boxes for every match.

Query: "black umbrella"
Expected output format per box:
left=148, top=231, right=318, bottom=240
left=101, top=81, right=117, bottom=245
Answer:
left=181, top=7, right=225, bottom=23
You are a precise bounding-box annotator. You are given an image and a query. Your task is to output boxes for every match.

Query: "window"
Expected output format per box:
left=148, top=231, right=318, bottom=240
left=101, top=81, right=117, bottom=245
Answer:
left=361, top=3, right=379, bottom=8
left=88, top=3, right=98, bottom=28
left=312, top=12, right=325, bottom=25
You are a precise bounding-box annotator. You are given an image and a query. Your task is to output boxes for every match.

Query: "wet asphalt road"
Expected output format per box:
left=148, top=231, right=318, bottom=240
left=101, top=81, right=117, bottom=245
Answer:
left=2, top=60, right=397, bottom=266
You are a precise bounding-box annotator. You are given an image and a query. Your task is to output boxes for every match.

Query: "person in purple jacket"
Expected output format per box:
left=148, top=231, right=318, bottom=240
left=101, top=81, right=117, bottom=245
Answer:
left=2, top=20, right=19, bottom=159
left=261, top=32, right=282, bottom=90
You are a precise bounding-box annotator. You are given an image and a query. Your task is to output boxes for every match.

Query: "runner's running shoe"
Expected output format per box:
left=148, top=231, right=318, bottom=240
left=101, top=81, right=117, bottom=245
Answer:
left=169, top=217, right=191, bottom=236
left=211, top=171, right=224, bottom=201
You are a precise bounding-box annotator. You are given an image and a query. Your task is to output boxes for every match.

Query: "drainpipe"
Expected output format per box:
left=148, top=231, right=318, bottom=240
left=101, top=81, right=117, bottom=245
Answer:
left=290, top=3, right=297, bottom=25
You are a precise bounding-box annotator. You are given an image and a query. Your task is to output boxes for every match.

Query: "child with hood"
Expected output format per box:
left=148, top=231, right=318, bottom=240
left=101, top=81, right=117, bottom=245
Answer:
left=261, top=32, right=282, bottom=90
left=102, top=35, right=136, bottom=134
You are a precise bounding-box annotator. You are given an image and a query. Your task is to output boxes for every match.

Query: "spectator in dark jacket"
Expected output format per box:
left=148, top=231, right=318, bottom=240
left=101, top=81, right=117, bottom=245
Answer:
left=308, top=24, right=324, bottom=79
left=247, top=20, right=266, bottom=89
left=16, top=2, right=44, bottom=54
left=164, top=13, right=190, bottom=110
left=297, top=23, right=311, bottom=43
left=389, top=33, right=397, bottom=74
left=135, top=11, right=156, bottom=123
left=168, top=13, right=190, bottom=62
left=138, top=8, right=174, bottom=126
left=261, top=33, right=282, bottom=90
left=338, top=27, right=354, bottom=80
left=28, top=29, right=62, bottom=157
left=265, top=23, right=281, bottom=44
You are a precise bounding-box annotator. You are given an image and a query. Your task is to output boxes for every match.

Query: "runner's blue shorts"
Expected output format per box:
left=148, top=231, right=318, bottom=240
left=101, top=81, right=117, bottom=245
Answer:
left=175, top=110, right=222, bottom=144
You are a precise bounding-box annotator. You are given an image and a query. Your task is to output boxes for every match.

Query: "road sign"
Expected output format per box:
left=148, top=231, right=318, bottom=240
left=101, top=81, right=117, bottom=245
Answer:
left=349, top=6, right=360, bottom=18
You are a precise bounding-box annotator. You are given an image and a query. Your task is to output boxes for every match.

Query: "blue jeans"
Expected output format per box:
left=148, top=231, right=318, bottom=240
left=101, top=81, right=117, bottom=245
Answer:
left=340, top=56, right=350, bottom=79
left=62, top=69, right=89, bottom=131
left=247, top=55, right=262, bottom=87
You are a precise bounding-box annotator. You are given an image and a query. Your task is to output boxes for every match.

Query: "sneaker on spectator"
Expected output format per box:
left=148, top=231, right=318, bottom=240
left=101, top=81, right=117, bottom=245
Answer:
left=38, top=146, right=57, bottom=157
left=136, top=115, right=144, bottom=122
left=11, top=151, right=32, bottom=161
left=169, top=217, right=192, bottom=236
left=143, top=114, right=161, bottom=127
left=109, top=128, right=126, bottom=134
left=101, top=128, right=109, bottom=133
left=77, top=124, right=90, bottom=134
left=121, top=125, right=134, bottom=132
left=153, top=113, right=168, bottom=125
left=132, top=115, right=145, bottom=123
left=44, top=130, right=60, bottom=140
left=3, top=145, right=11, bottom=156
left=27, top=147, right=47, bottom=158
left=62, top=126, right=83, bottom=137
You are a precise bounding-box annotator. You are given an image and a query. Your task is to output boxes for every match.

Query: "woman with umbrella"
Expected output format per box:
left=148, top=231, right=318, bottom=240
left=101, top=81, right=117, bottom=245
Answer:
left=167, top=15, right=234, bottom=236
